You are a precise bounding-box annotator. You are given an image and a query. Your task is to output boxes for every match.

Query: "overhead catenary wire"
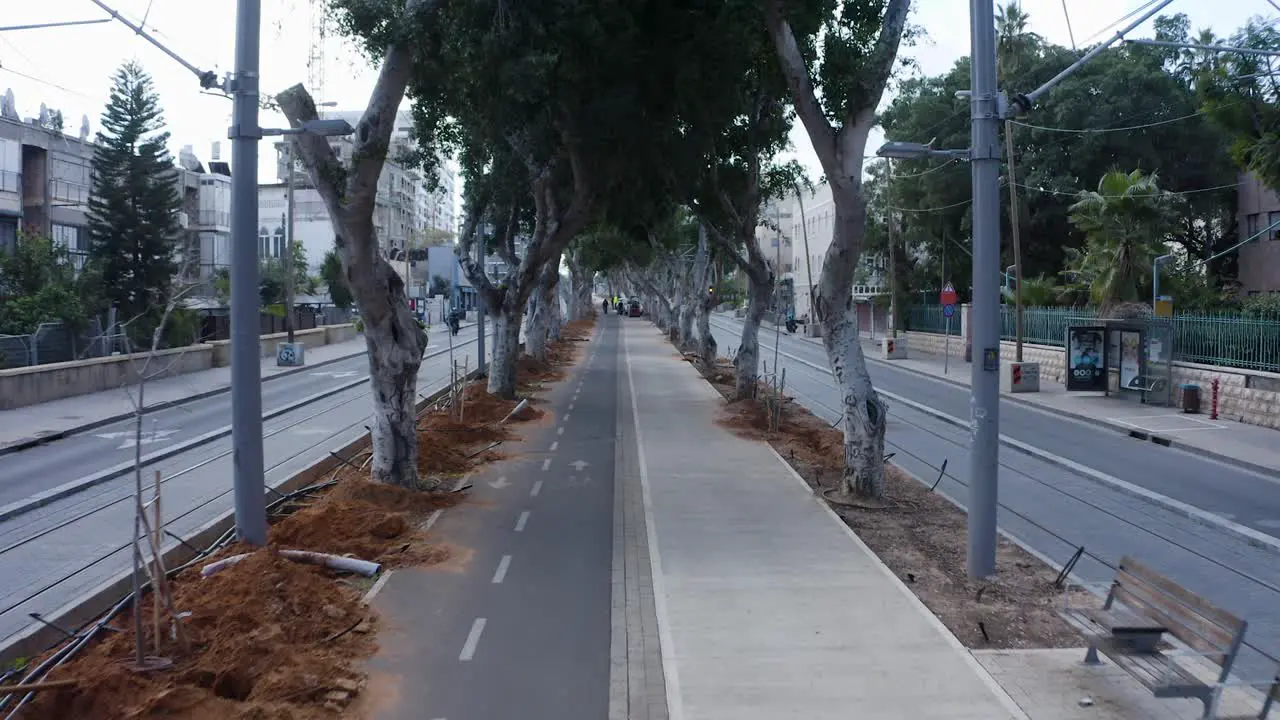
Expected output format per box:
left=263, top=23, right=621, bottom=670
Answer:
left=1012, top=180, right=1240, bottom=198
left=1010, top=107, right=1212, bottom=134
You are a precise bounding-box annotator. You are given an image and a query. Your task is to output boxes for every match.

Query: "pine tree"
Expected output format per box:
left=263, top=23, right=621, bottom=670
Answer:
left=87, top=61, right=181, bottom=342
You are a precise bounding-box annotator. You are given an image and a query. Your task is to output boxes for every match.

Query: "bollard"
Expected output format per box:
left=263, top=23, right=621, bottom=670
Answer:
left=1211, top=378, right=1220, bottom=420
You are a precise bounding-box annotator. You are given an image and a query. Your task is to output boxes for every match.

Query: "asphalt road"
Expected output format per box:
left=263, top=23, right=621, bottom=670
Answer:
left=710, top=315, right=1280, bottom=536
left=0, top=331, right=496, bottom=651
left=708, top=314, right=1280, bottom=679
left=0, top=324, right=488, bottom=508
left=366, top=316, right=618, bottom=719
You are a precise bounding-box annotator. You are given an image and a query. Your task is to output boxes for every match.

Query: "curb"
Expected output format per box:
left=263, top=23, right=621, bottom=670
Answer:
left=0, top=369, right=475, bottom=666
left=712, top=316, right=1278, bottom=481
left=859, top=348, right=1280, bottom=480
left=0, top=324, right=482, bottom=459
left=734, top=334, right=1280, bottom=559
left=0, top=335, right=487, bottom=522
left=0, top=346, right=367, bottom=459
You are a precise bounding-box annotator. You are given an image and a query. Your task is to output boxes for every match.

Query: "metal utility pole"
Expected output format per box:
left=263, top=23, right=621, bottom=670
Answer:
left=284, top=143, right=297, bottom=343
left=475, top=230, right=487, bottom=376
left=229, top=0, right=268, bottom=545
left=967, top=0, right=1002, bottom=580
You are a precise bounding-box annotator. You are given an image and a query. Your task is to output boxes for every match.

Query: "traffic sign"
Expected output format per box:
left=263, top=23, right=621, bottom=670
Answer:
left=940, top=282, right=958, bottom=307
left=943, top=304, right=955, bottom=318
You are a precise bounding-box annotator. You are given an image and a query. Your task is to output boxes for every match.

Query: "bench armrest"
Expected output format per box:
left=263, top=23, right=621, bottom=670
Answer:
left=1159, top=648, right=1230, bottom=684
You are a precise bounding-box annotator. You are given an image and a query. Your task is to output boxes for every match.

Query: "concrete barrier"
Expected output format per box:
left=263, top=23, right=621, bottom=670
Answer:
left=0, top=324, right=360, bottom=410
left=209, top=327, right=329, bottom=366
left=0, top=344, right=216, bottom=411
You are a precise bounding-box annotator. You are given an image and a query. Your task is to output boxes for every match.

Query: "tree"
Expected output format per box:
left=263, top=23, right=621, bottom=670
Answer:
left=764, top=0, right=911, bottom=500
left=87, top=61, right=181, bottom=343
left=1066, top=169, right=1177, bottom=316
left=276, top=0, right=435, bottom=488
left=320, top=249, right=354, bottom=310
left=0, top=232, right=86, bottom=336
left=1195, top=19, right=1280, bottom=191
left=429, top=274, right=450, bottom=297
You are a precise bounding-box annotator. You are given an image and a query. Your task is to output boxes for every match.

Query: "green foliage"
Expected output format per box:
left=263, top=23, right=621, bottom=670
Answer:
left=873, top=11, right=1238, bottom=297
left=429, top=274, right=450, bottom=297
left=1194, top=19, right=1280, bottom=192
left=0, top=232, right=88, bottom=335
left=1239, top=293, right=1280, bottom=319
left=1066, top=170, right=1177, bottom=312
left=87, top=61, right=182, bottom=342
left=321, top=249, right=353, bottom=310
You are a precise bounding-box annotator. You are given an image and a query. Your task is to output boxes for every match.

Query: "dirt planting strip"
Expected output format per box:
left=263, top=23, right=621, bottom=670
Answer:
left=6, top=318, right=599, bottom=720
left=695, top=355, right=1095, bottom=651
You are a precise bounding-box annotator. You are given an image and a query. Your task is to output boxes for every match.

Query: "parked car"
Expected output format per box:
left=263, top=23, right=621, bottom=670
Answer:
left=627, top=299, right=642, bottom=317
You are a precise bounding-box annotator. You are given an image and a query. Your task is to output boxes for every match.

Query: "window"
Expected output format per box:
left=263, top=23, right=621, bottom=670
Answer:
left=273, top=228, right=285, bottom=258
left=259, top=227, right=270, bottom=257
left=1248, top=213, right=1260, bottom=239
left=1269, top=212, right=1280, bottom=240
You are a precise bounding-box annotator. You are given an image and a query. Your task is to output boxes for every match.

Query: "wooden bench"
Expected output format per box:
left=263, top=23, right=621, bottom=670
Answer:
left=1060, top=556, right=1248, bottom=719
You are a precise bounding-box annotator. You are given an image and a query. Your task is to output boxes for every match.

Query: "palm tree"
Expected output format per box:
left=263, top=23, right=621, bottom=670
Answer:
left=996, top=1, right=1041, bottom=82
left=1067, top=170, right=1179, bottom=317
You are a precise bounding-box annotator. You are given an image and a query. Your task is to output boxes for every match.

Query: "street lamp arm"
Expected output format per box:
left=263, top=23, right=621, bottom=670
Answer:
left=0, top=18, right=113, bottom=32
left=87, top=0, right=221, bottom=90
left=1014, top=0, right=1176, bottom=113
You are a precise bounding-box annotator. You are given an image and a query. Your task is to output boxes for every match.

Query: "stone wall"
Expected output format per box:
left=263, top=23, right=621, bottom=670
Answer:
left=904, top=331, right=1280, bottom=430
left=0, top=344, right=215, bottom=410
left=0, top=323, right=361, bottom=410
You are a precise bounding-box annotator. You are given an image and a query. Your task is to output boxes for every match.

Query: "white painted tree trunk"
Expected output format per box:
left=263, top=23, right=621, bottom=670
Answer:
left=548, top=282, right=563, bottom=340
left=734, top=275, right=771, bottom=400
left=567, top=257, right=593, bottom=320
left=692, top=232, right=716, bottom=368
left=822, top=311, right=887, bottom=498
left=525, top=263, right=559, bottom=362
left=488, top=307, right=523, bottom=398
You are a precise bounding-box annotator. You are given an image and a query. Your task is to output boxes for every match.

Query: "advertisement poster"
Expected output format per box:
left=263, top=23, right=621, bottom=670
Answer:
left=1066, top=327, right=1107, bottom=391
left=1120, top=331, right=1142, bottom=389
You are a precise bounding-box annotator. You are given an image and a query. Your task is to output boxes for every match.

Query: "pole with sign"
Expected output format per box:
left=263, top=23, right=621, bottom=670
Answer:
left=941, top=282, right=958, bottom=375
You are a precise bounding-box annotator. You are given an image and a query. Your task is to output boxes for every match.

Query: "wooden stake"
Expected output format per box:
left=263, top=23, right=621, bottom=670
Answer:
left=152, top=470, right=162, bottom=654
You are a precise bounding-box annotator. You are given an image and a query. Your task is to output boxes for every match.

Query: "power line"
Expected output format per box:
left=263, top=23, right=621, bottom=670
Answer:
left=1013, top=181, right=1239, bottom=198
left=0, top=64, right=100, bottom=101
left=1011, top=108, right=1210, bottom=134
left=890, top=158, right=961, bottom=178
left=888, top=197, right=973, bottom=213
left=1079, top=0, right=1164, bottom=46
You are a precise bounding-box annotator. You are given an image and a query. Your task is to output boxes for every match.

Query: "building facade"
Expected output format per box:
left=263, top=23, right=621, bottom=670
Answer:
left=785, top=184, right=886, bottom=321
left=0, top=91, right=94, bottom=269
left=1235, top=171, right=1280, bottom=296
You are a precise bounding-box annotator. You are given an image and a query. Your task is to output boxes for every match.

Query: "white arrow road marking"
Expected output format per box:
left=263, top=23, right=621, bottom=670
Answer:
left=488, top=476, right=510, bottom=490
left=310, top=370, right=361, bottom=379
left=96, top=430, right=178, bottom=450
left=570, top=459, right=588, bottom=471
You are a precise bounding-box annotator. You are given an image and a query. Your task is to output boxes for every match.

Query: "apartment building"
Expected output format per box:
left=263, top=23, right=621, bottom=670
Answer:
left=785, top=183, right=886, bottom=322
left=757, top=198, right=794, bottom=275
left=0, top=89, right=93, bottom=269
left=1236, top=171, right=1280, bottom=295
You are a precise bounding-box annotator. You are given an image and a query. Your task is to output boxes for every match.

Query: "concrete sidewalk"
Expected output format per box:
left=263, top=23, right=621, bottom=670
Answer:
left=0, top=336, right=369, bottom=454
left=620, top=322, right=1024, bottom=719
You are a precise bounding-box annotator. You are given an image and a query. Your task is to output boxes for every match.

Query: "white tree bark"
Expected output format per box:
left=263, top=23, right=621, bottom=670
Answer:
left=276, top=9, right=437, bottom=487
left=549, top=277, right=564, bottom=340
left=692, top=229, right=717, bottom=368
left=764, top=0, right=908, bottom=499
left=735, top=272, right=772, bottom=399
left=489, top=307, right=524, bottom=396
left=526, top=259, right=560, bottom=362
left=565, top=248, right=594, bottom=320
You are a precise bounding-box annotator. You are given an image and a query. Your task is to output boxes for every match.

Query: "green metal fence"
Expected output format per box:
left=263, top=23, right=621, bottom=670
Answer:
left=908, top=305, right=961, bottom=336
left=999, top=306, right=1097, bottom=347
left=908, top=304, right=1280, bottom=374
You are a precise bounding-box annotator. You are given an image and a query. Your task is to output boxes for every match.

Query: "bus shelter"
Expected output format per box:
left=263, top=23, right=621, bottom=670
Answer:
left=1065, top=318, right=1174, bottom=407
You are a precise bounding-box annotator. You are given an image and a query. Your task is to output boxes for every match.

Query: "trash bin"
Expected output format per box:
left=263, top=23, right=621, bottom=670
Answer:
left=1180, top=383, right=1201, bottom=414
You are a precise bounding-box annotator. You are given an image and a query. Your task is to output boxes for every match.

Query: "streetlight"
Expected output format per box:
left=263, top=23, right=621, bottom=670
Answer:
left=876, top=0, right=1175, bottom=579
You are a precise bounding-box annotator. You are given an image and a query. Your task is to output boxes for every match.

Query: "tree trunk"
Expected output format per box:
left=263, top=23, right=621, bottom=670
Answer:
left=696, top=298, right=716, bottom=368
left=693, top=231, right=716, bottom=368
left=818, top=185, right=888, bottom=500
left=823, top=314, right=887, bottom=498
left=526, top=261, right=560, bottom=361
left=734, top=273, right=771, bottom=400
left=567, top=253, right=593, bottom=320
left=548, top=276, right=563, bottom=341
left=366, top=328, right=424, bottom=487
left=488, top=306, right=523, bottom=398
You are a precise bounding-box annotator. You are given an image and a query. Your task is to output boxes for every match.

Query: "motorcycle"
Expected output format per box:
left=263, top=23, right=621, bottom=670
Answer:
left=785, top=317, right=798, bottom=334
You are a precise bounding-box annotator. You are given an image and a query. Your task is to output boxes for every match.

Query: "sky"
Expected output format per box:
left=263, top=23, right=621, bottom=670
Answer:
left=0, top=0, right=1275, bottom=203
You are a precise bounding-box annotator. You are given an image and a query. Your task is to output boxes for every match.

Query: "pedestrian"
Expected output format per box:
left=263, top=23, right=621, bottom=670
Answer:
left=603, top=297, right=610, bottom=314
